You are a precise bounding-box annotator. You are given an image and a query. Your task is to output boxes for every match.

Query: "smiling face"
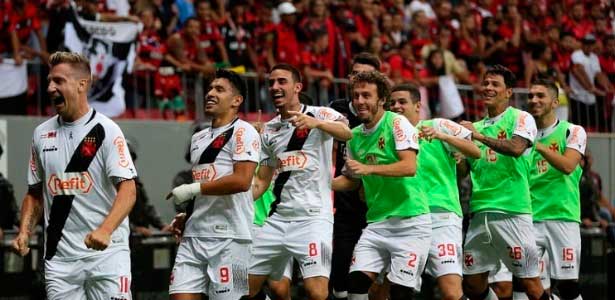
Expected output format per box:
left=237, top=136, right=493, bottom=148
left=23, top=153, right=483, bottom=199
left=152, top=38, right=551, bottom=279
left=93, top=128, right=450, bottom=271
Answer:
left=268, top=69, right=302, bottom=109
left=480, top=73, right=512, bottom=108
left=527, top=84, right=557, bottom=119
left=352, top=82, right=384, bottom=125
left=205, top=78, right=241, bottom=116
left=389, top=90, right=419, bottom=122
left=47, top=63, right=89, bottom=120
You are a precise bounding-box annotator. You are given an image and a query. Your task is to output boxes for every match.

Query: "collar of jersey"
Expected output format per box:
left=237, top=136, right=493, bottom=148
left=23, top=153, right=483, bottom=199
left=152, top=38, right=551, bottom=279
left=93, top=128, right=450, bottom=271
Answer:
left=58, top=108, right=95, bottom=127
left=361, top=112, right=387, bottom=135
left=537, top=119, right=560, bottom=139
left=279, top=104, right=307, bottom=123
left=209, top=117, right=239, bottom=134
left=483, top=106, right=510, bottom=126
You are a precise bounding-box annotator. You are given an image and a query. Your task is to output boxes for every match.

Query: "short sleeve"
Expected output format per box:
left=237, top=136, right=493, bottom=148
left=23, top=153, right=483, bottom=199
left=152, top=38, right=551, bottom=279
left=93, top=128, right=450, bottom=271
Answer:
left=393, top=115, right=419, bottom=151
left=513, top=111, right=537, bottom=144
left=27, top=138, right=43, bottom=186
left=103, top=124, right=137, bottom=180
left=566, top=124, right=587, bottom=155
left=232, top=125, right=260, bottom=163
left=260, top=133, right=276, bottom=168
left=315, top=106, right=347, bottom=124
left=434, top=118, right=472, bottom=153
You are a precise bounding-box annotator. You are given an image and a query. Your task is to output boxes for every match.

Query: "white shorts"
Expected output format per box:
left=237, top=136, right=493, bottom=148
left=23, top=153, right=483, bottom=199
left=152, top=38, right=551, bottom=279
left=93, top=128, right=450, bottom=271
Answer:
left=252, top=224, right=294, bottom=280
left=45, top=248, right=132, bottom=300
left=250, top=218, right=332, bottom=281
left=349, top=215, right=431, bottom=291
left=488, top=257, right=550, bottom=289
left=424, top=213, right=463, bottom=278
left=534, top=221, right=581, bottom=280
left=463, top=212, right=540, bottom=278
left=170, top=237, right=250, bottom=300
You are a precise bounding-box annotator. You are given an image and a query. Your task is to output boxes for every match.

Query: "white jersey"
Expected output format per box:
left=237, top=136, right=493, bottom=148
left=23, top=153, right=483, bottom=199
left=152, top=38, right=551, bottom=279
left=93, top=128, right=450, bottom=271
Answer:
left=261, top=105, right=346, bottom=222
left=28, top=109, right=137, bottom=262
left=184, top=118, right=260, bottom=240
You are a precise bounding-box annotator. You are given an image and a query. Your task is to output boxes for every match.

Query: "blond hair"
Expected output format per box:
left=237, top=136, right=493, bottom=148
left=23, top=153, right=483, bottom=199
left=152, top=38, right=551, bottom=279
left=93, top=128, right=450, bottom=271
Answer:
left=49, top=52, right=92, bottom=80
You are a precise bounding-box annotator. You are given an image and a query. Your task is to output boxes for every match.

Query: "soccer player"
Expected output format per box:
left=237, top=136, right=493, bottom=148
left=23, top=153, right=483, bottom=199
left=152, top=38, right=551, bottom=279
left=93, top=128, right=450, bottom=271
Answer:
left=524, top=78, right=586, bottom=300
left=166, top=69, right=260, bottom=300
left=328, top=52, right=380, bottom=300
left=459, top=65, right=551, bottom=300
left=332, top=71, right=430, bottom=300
left=11, top=52, right=137, bottom=300
left=249, top=63, right=352, bottom=300
left=388, top=83, right=480, bottom=300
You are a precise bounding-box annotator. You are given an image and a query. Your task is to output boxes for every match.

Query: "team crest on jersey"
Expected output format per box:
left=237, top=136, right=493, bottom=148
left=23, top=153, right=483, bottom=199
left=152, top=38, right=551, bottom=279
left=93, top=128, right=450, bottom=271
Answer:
left=81, top=137, right=97, bottom=157
left=47, top=172, right=94, bottom=196
left=296, top=128, right=310, bottom=138
left=212, top=133, right=227, bottom=149
left=464, top=254, right=474, bottom=267
left=497, top=130, right=507, bottom=140
left=549, top=142, right=559, bottom=152
left=378, top=136, right=385, bottom=150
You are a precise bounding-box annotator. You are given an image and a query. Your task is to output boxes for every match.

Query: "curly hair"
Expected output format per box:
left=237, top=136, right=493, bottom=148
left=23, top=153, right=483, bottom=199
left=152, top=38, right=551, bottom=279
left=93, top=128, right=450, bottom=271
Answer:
left=350, top=71, right=390, bottom=100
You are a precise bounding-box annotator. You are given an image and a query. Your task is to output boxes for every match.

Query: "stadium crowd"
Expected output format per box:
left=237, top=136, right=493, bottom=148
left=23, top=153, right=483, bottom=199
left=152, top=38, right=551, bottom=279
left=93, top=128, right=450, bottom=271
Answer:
left=0, top=0, right=614, bottom=129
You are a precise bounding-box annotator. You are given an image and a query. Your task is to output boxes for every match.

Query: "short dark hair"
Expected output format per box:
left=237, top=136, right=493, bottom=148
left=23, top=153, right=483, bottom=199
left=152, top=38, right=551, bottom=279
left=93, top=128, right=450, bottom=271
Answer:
left=351, top=52, right=381, bottom=70
left=215, top=68, right=247, bottom=100
left=530, top=78, right=558, bottom=99
left=350, top=71, right=390, bottom=100
left=484, top=64, right=516, bottom=88
left=270, top=63, right=302, bottom=83
left=391, top=83, right=420, bottom=103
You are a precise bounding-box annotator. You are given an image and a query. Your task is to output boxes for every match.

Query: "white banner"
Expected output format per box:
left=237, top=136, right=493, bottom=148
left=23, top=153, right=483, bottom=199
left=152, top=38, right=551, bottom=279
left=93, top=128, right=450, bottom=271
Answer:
left=64, top=4, right=140, bottom=117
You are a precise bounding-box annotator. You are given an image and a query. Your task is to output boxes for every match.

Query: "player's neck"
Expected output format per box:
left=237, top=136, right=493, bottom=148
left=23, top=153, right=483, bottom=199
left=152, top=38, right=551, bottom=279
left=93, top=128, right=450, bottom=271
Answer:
left=536, top=112, right=557, bottom=129
left=279, top=100, right=302, bottom=120
left=486, top=102, right=508, bottom=118
left=211, top=112, right=237, bottom=128
left=365, top=109, right=385, bottom=129
left=409, top=114, right=420, bottom=126
left=62, top=103, right=91, bottom=123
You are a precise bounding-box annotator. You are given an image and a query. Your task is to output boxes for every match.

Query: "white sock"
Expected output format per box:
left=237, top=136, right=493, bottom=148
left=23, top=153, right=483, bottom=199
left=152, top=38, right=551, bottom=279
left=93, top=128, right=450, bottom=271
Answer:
left=333, top=290, right=349, bottom=299
left=513, top=291, right=529, bottom=300
left=348, top=293, right=368, bottom=300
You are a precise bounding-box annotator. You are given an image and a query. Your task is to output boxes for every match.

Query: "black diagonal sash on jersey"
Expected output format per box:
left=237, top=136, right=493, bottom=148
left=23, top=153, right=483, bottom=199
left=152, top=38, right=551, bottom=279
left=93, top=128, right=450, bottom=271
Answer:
left=269, top=112, right=314, bottom=217
left=185, top=126, right=235, bottom=220
left=46, top=123, right=105, bottom=260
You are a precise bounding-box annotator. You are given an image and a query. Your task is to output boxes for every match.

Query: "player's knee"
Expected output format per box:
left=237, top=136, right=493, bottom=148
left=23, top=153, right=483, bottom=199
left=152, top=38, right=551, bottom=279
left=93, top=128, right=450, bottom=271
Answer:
left=518, top=277, right=545, bottom=298
left=461, top=278, right=486, bottom=298
left=347, top=271, right=373, bottom=294
left=389, top=284, right=414, bottom=300
left=305, top=284, right=328, bottom=300
left=555, top=280, right=580, bottom=300
left=440, top=289, right=464, bottom=300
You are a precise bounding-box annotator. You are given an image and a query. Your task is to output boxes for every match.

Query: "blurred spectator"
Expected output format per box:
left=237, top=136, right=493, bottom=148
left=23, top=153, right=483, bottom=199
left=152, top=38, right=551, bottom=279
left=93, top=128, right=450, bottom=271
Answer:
left=600, top=35, right=615, bottom=83
left=174, top=0, right=195, bottom=26
left=353, top=0, right=379, bottom=42
left=580, top=151, right=615, bottom=243
left=300, top=0, right=336, bottom=73
left=134, top=8, right=184, bottom=120
left=270, top=2, right=301, bottom=66
left=302, top=30, right=335, bottom=105
left=563, top=2, right=594, bottom=40
left=251, top=3, right=276, bottom=74
left=421, top=26, right=471, bottom=84
left=218, top=0, right=258, bottom=69
left=127, top=139, right=171, bottom=236
left=10, top=0, right=49, bottom=63
left=195, top=0, right=229, bottom=65
left=409, top=10, right=433, bottom=60
left=0, top=143, right=18, bottom=240
left=569, top=34, right=614, bottom=131
left=495, top=4, right=522, bottom=79
left=406, top=0, right=435, bottom=21
left=134, top=0, right=179, bottom=39
left=166, top=17, right=215, bottom=75
left=388, top=40, right=417, bottom=84
left=456, top=11, right=480, bottom=60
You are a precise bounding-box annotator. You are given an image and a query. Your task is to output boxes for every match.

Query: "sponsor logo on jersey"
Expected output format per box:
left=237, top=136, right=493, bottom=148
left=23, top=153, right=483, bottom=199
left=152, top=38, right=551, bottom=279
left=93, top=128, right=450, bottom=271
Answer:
left=318, top=108, right=336, bottom=121
left=442, top=120, right=461, bottom=135
left=399, top=269, right=415, bottom=276
left=440, top=258, right=456, bottom=265
left=113, top=136, right=130, bottom=167
left=214, top=288, right=231, bottom=294
left=43, top=145, right=58, bottom=152
left=41, top=131, right=57, bottom=139
left=234, top=127, right=246, bottom=154
left=81, top=137, right=97, bottom=158
left=393, top=118, right=406, bottom=142
left=47, top=172, right=94, bottom=195
left=277, top=150, right=308, bottom=172
left=192, top=164, right=217, bottom=182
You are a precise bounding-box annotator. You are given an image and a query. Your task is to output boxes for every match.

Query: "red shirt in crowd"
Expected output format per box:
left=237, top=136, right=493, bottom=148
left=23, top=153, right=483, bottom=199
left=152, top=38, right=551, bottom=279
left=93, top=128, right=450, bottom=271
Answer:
left=9, top=2, right=41, bottom=44
left=562, top=16, right=594, bottom=40
left=275, top=22, right=300, bottom=66
left=199, top=19, right=223, bottom=58
left=136, top=29, right=167, bottom=70
left=388, top=54, right=416, bottom=82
